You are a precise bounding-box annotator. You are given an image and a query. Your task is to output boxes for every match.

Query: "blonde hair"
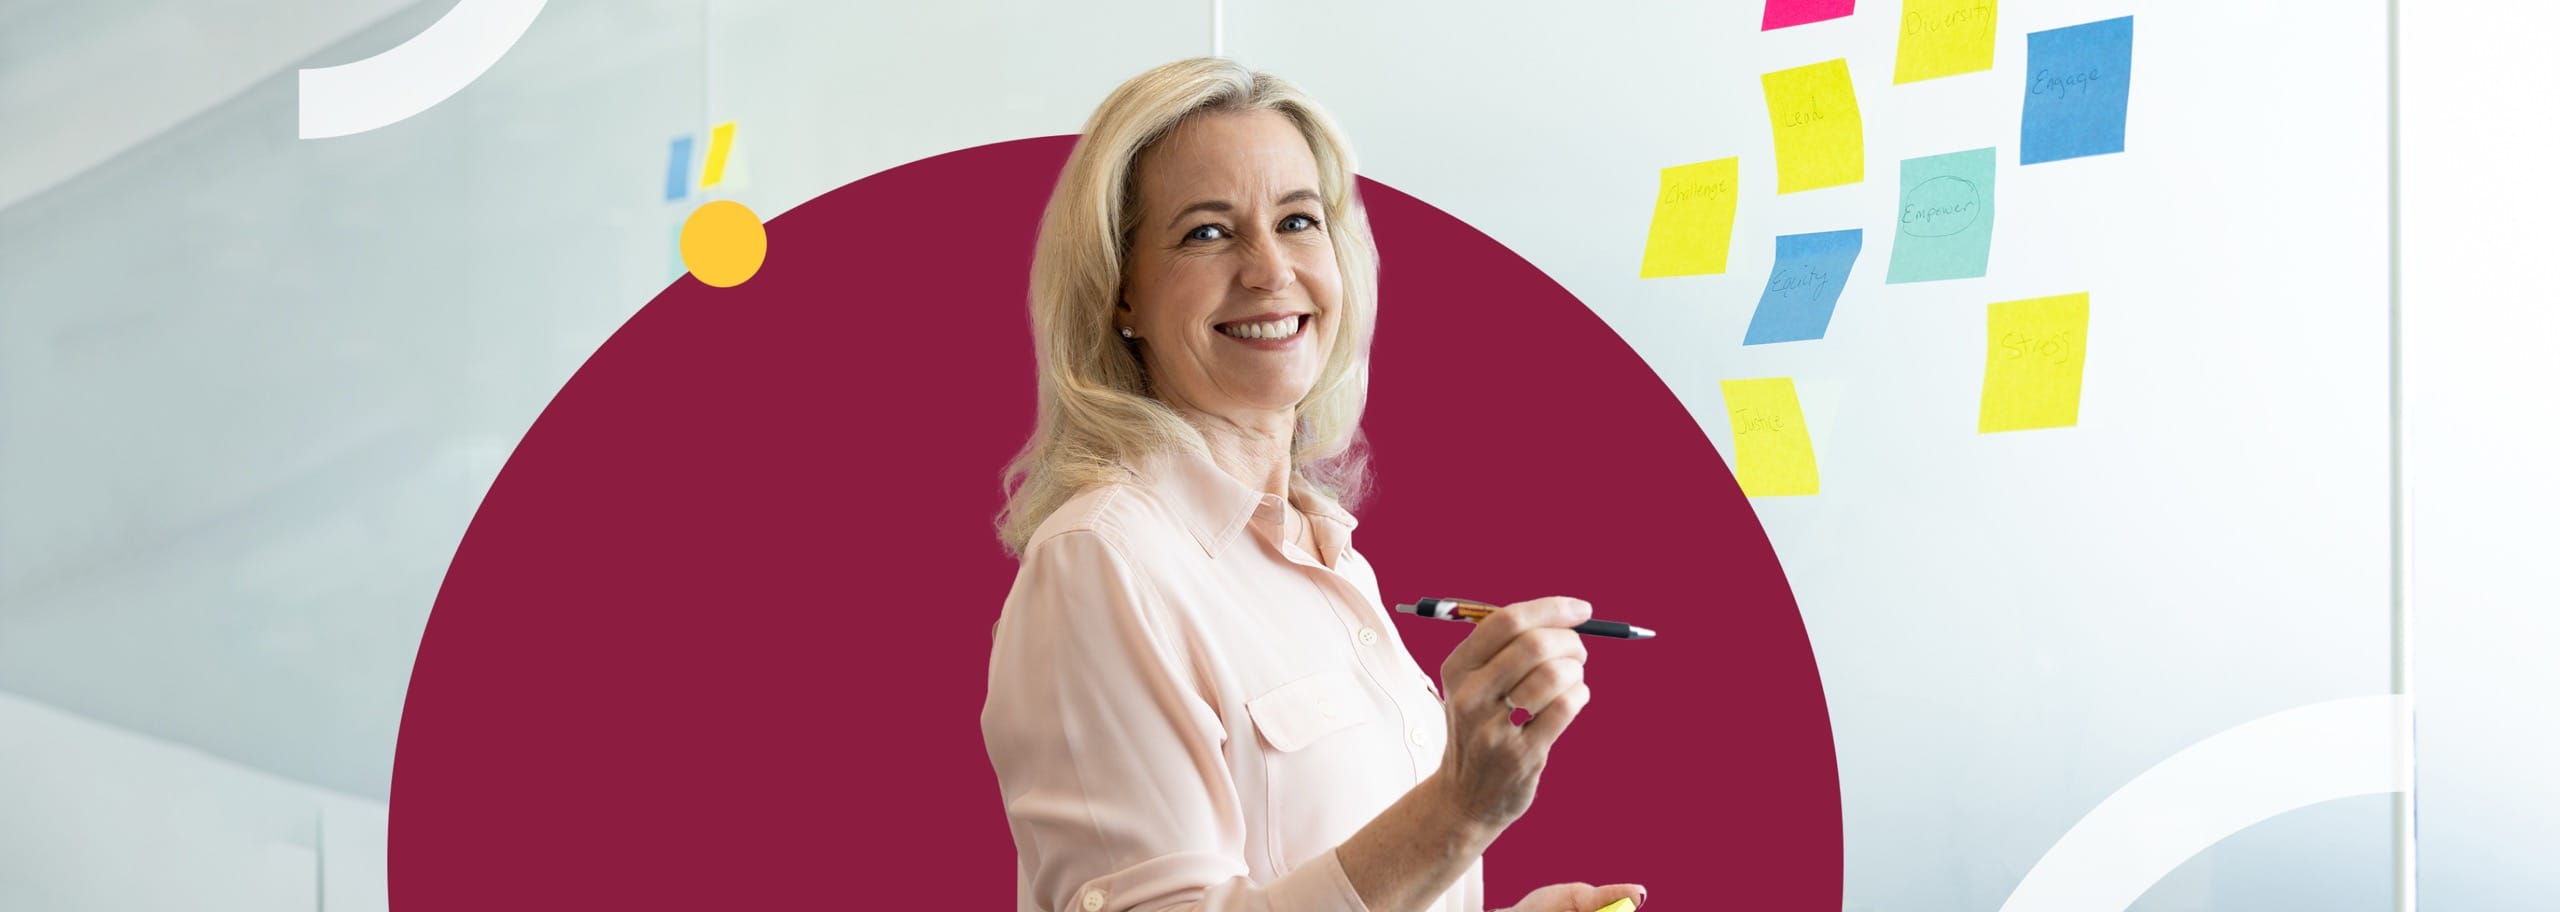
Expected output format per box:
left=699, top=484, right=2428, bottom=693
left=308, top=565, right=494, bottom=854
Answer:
left=996, top=57, right=1380, bottom=557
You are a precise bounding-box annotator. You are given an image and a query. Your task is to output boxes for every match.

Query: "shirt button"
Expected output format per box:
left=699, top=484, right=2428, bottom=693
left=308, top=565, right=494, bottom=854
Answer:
left=1357, top=627, right=1379, bottom=646
left=1083, top=889, right=1106, bottom=911
left=1411, top=726, right=1430, bottom=746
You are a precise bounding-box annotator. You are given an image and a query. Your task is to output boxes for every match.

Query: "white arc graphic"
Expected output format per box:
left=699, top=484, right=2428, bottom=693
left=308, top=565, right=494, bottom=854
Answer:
left=1999, top=694, right=2414, bottom=912
left=298, top=0, right=548, bottom=139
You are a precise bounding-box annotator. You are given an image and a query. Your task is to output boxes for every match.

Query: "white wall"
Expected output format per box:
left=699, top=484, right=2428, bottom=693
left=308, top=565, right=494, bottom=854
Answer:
left=2401, top=1, right=2560, bottom=907
left=0, top=692, right=386, bottom=912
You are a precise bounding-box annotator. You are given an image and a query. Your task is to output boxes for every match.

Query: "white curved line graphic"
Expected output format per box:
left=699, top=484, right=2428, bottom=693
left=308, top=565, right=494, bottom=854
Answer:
left=297, top=0, right=548, bottom=139
left=1998, top=695, right=2413, bottom=912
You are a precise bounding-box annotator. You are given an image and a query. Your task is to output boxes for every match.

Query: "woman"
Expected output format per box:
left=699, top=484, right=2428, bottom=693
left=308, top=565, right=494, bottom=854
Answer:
left=982, top=57, right=1644, bottom=912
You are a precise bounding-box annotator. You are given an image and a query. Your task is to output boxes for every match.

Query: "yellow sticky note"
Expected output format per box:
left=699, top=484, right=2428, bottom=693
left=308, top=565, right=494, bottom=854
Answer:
left=1978, top=293, right=2090, bottom=432
left=1895, top=0, right=1999, bottom=83
left=700, top=121, right=737, bottom=189
left=1722, top=377, right=1819, bottom=497
left=1761, top=59, right=1865, bottom=194
left=1589, top=900, right=1637, bottom=912
left=1639, top=158, right=1740, bottom=278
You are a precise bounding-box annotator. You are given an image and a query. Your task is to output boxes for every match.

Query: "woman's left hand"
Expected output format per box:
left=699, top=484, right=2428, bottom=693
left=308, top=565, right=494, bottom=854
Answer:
left=1497, top=881, right=1647, bottom=912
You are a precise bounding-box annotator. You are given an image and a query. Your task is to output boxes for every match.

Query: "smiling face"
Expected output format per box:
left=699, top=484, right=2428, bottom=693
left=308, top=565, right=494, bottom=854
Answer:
left=1120, top=108, right=1343, bottom=429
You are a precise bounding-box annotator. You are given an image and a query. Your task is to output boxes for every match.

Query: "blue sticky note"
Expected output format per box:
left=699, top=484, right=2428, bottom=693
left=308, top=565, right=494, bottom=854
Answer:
left=2021, top=16, right=2135, bottom=164
left=665, top=135, right=696, bottom=201
left=1745, top=229, right=1863, bottom=345
left=1885, top=147, right=1997, bottom=283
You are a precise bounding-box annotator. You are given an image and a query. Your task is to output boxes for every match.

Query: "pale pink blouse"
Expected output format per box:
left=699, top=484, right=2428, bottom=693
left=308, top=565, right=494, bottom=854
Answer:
left=982, top=447, right=1482, bottom=912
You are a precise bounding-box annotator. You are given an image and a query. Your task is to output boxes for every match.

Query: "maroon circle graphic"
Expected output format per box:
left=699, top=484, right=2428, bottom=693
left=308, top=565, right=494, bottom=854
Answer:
left=393, top=136, right=1839, bottom=908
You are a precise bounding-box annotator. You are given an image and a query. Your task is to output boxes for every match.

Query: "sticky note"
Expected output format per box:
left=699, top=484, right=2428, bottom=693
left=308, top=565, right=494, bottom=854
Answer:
left=1590, top=900, right=1638, bottom=912
left=1762, top=59, right=1865, bottom=194
left=1745, top=229, right=1863, bottom=345
left=1722, top=377, right=1820, bottom=497
left=1638, top=158, right=1741, bottom=278
left=665, top=134, right=695, bottom=201
left=1978, top=293, right=2090, bottom=432
left=2021, top=16, right=2135, bottom=164
left=1894, top=0, right=1998, bottom=83
left=700, top=121, right=737, bottom=189
left=667, top=219, right=686, bottom=282
left=1764, top=0, right=1855, bottom=30
left=1885, top=148, right=1996, bottom=283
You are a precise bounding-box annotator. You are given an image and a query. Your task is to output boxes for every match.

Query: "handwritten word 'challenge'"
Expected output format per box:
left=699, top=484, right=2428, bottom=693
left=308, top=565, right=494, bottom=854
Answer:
left=1659, top=180, right=1732, bottom=207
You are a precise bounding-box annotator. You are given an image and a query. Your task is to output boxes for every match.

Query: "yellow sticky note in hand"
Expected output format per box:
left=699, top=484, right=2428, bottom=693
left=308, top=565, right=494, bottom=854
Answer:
left=1895, top=0, right=1999, bottom=83
left=1761, top=59, right=1864, bottom=194
left=1639, top=158, right=1740, bottom=278
left=1978, top=293, right=2091, bottom=432
left=1722, top=377, right=1819, bottom=497
left=1589, top=899, right=1638, bottom=912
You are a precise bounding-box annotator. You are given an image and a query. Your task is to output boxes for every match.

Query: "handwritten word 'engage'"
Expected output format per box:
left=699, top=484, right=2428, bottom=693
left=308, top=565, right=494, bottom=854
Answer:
left=2030, top=67, right=2106, bottom=100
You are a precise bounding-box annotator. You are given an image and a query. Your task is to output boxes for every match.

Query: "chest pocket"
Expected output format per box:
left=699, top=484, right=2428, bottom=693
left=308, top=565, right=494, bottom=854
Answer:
left=1243, top=667, right=1389, bottom=872
left=1245, top=668, right=1376, bottom=751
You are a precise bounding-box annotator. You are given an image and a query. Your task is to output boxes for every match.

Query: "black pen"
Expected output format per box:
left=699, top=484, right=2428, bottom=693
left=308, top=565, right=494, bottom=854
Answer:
left=1394, top=597, right=1657, bottom=640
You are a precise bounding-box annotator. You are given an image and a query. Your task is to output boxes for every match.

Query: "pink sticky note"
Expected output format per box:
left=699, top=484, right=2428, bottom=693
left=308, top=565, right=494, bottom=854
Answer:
left=1763, top=0, right=1855, bottom=30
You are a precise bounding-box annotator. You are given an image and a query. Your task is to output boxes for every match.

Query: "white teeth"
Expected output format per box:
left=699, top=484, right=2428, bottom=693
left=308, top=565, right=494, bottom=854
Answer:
left=1219, top=315, right=1301, bottom=340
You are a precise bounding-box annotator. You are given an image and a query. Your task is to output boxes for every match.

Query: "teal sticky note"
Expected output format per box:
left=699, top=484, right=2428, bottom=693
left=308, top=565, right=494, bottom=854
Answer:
left=668, top=219, right=687, bottom=282
left=1885, top=147, right=1996, bottom=283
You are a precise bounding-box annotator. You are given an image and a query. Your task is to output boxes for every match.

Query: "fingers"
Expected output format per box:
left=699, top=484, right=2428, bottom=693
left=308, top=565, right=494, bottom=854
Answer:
left=1518, top=680, right=1589, bottom=751
left=1482, top=631, right=1587, bottom=714
left=1593, top=883, right=1648, bottom=911
left=1441, top=597, right=1591, bottom=679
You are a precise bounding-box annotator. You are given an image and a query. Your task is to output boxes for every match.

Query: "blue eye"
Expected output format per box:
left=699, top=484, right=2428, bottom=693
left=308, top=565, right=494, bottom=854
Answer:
left=1281, top=214, right=1319, bottom=232
left=1186, top=224, right=1227, bottom=242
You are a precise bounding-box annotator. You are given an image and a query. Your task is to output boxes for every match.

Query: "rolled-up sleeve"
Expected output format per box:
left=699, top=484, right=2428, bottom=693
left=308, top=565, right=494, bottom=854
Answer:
left=983, top=528, right=1372, bottom=912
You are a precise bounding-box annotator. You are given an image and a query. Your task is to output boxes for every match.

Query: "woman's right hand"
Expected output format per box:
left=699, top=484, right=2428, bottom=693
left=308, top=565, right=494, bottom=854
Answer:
left=1429, top=596, right=1595, bottom=835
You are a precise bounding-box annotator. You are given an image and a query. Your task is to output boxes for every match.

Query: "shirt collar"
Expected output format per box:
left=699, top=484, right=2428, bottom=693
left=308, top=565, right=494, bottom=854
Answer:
left=1130, top=447, right=1359, bottom=563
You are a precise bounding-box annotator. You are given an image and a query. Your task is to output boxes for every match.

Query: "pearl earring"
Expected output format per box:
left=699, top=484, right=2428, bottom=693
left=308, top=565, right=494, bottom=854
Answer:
left=1119, top=326, right=1136, bottom=340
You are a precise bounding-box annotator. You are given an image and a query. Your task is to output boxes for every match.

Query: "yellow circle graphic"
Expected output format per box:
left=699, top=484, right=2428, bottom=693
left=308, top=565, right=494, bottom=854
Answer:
left=678, top=200, right=768, bottom=288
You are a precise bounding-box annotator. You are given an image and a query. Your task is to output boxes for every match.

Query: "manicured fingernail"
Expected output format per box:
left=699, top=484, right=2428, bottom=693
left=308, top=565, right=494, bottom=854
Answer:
left=1636, top=887, right=1648, bottom=908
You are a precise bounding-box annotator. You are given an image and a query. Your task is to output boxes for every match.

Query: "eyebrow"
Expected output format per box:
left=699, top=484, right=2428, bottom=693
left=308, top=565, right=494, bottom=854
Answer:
left=1165, top=188, right=1324, bottom=230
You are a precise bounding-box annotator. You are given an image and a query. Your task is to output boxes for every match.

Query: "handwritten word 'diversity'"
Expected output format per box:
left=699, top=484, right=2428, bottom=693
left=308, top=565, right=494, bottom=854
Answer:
left=1905, top=1, right=1994, bottom=36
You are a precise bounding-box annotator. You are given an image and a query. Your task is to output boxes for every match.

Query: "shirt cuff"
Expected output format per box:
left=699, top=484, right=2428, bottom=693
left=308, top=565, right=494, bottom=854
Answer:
left=1265, top=847, right=1374, bottom=912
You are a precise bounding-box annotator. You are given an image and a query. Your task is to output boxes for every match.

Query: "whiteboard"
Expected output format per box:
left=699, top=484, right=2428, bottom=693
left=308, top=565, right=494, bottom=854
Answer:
left=1227, top=1, right=2394, bottom=909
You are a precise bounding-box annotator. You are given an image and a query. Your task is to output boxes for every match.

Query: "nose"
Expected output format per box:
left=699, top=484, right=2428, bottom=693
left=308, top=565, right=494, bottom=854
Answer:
left=1237, top=229, right=1296, bottom=295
